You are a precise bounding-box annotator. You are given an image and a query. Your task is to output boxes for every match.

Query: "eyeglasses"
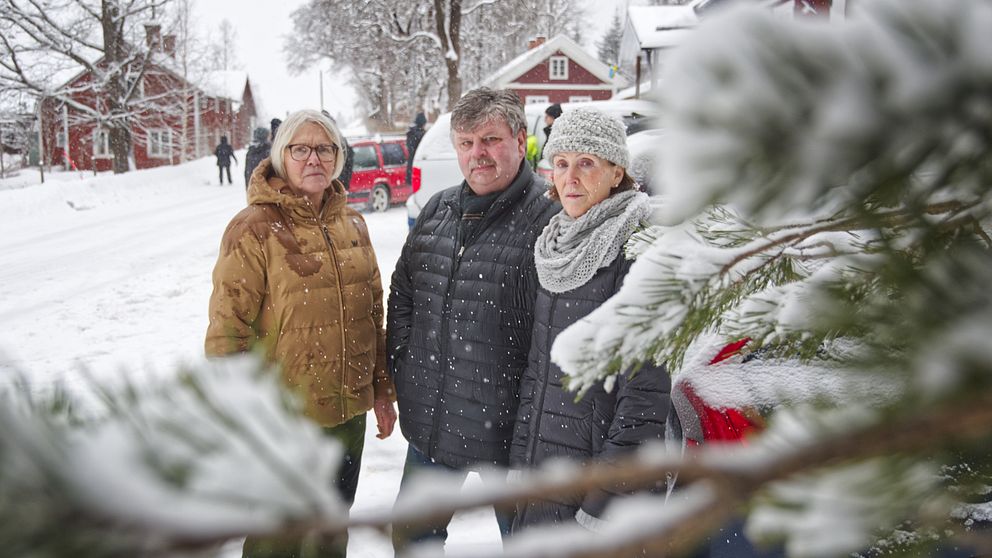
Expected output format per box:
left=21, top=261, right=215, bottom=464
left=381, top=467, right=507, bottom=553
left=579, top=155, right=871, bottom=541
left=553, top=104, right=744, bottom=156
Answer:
left=287, top=143, right=338, bottom=162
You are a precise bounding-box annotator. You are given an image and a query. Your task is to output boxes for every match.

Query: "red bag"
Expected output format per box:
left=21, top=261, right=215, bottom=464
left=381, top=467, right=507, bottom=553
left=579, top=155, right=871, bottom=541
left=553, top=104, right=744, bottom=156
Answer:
left=675, top=338, right=760, bottom=447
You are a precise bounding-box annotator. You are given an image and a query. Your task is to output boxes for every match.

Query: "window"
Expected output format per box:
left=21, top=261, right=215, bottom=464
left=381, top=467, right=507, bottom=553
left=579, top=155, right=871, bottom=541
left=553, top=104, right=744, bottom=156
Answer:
left=93, top=129, right=110, bottom=157
left=148, top=129, right=171, bottom=158
left=352, top=145, right=379, bottom=170
left=525, top=95, right=550, bottom=105
left=549, top=56, right=568, bottom=80
left=381, top=142, right=406, bottom=166
left=568, top=95, right=592, bottom=103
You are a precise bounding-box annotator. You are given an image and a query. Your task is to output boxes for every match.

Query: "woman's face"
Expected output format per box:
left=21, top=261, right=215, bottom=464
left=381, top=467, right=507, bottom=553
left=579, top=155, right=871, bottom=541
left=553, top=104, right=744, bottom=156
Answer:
left=284, top=122, right=336, bottom=202
left=552, top=152, right=623, bottom=219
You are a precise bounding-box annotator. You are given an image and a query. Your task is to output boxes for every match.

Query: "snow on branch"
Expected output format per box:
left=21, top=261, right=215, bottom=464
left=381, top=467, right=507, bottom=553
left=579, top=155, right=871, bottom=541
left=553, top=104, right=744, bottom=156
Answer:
left=0, top=356, right=347, bottom=556
left=554, top=0, right=992, bottom=395
left=656, top=0, right=992, bottom=225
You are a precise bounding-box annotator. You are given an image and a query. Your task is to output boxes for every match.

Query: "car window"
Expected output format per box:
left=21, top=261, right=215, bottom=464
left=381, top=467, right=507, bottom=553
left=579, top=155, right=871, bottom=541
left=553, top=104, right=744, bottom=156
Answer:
left=381, top=142, right=406, bottom=166
left=352, top=145, right=378, bottom=170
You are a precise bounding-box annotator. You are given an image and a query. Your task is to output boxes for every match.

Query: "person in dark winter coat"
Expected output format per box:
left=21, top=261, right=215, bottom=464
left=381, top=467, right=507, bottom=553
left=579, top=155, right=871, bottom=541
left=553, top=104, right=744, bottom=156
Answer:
left=404, top=112, right=427, bottom=184
left=214, top=135, right=237, bottom=185
left=510, top=107, right=670, bottom=533
left=243, top=118, right=281, bottom=188
left=243, top=127, right=270, bottom=187
left=541, top=103, right=562, bottom=159
left=338, top=141, right=354, bottom=190
left=387, top=88, right=558, bottom=551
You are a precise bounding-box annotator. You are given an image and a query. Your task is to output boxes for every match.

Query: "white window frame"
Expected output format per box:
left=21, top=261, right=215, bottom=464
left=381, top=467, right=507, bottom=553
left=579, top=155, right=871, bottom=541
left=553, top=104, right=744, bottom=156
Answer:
left=525, top=95, right=550, bottom=105
left=147, top=129, right=171, bottom=158
left=568, top=95, right=592, bottom=103
left=93, top=128, right=110, bottom=158
left=549, top=56, right=568, bottom=80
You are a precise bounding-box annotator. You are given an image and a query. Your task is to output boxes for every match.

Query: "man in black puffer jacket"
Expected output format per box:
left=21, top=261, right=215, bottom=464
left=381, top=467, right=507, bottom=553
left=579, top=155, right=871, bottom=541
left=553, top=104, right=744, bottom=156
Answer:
left=387, top=88, right=558, bottom=551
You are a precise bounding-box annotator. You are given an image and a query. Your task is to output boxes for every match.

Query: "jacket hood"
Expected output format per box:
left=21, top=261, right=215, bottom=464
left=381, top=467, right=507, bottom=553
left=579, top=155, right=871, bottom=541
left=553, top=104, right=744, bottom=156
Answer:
left=247, top=158, right=347, bottom=218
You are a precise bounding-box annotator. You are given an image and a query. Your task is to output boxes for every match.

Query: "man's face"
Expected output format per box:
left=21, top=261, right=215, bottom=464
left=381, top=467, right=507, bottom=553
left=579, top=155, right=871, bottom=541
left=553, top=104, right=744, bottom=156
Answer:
left=452, top=118, right=526, bottom=196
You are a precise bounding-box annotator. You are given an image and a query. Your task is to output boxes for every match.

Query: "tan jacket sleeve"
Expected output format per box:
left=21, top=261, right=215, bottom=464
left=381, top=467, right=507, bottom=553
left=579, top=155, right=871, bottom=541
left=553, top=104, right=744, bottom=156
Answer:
left=205, top=219, right=267, bottom=357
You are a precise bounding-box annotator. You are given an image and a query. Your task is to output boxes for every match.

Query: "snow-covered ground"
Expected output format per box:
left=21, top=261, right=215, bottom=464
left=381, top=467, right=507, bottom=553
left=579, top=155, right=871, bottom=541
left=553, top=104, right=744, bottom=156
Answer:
left=0, top=155, right=501, bottom=557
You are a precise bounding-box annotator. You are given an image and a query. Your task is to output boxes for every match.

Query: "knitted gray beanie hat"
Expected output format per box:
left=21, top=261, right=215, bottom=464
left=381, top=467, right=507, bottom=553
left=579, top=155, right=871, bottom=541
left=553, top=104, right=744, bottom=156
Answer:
left=543, top=107, right=629, bottom=168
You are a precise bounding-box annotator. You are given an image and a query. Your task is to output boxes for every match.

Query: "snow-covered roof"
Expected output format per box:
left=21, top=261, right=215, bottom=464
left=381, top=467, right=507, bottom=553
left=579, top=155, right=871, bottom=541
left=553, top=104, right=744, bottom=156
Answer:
left=199, top=70, right=248, bottom=101
left=482, top=34, right=625, bottom=89
left=626, top=5, right=700, bottom=50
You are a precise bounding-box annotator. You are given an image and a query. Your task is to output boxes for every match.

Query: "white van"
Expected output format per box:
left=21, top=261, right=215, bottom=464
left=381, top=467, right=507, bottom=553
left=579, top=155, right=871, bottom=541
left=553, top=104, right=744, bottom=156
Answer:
left=405, top=99, right=660, bottom=228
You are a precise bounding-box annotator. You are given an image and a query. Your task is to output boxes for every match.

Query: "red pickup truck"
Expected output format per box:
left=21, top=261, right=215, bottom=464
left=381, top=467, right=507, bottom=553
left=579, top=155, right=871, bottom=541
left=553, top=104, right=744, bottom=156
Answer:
left=345, top=136, right=412, bottom=212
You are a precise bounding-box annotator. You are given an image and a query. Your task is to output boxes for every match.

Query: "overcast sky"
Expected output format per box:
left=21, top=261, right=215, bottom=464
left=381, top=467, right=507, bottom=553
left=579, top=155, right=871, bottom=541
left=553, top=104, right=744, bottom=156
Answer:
left=194, top=0, right=622, bottom=128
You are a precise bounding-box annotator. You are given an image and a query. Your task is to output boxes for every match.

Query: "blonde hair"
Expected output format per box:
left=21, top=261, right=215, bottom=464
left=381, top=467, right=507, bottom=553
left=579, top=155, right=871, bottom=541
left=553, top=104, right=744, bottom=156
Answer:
left=270, top=109, right=345, bottom=180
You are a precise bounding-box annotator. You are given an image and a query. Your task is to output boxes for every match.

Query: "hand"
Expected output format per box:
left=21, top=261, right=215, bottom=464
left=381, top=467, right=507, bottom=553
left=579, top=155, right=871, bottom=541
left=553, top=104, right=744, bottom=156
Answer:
left=373, top=396, right=397, bottom=439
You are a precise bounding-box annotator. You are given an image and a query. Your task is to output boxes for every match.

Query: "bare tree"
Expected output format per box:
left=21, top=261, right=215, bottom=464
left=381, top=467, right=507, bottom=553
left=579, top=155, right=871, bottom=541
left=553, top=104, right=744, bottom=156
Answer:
left=208, top=18, right=239, bottom=72
left=596, top=10, right=623, bottom=66
left=0, top=0, right=175, bottom=174
left=287, top=0, right=585, bottom=128
left=163, top=0, right=212, bottom=161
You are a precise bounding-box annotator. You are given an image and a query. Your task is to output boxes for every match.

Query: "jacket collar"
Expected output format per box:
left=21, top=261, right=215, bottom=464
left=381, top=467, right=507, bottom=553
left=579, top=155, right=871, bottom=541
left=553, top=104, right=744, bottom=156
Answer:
left=446, top=160, right=535, bottom=218
left=248, top=159, right=347, bottom=221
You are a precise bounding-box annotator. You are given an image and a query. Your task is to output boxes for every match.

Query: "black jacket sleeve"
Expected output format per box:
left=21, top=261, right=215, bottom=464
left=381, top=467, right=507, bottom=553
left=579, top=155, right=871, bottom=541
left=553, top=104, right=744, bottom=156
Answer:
left=385, top=192, right=443, bottom=376
left=580, top=259, right=671, bottom=519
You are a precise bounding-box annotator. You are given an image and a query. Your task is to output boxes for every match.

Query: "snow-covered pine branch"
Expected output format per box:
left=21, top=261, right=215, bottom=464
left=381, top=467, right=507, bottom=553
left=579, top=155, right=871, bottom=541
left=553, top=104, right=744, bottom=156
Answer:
left=555, top=0, right=992, bottom=392
left=0, top=357, right=347, bottom=557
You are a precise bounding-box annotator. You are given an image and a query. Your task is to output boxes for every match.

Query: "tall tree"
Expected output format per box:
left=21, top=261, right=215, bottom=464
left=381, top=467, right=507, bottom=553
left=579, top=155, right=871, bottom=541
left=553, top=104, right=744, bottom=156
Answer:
left=209, top=18, right=239, bottom=71
left=0, top=0, right=173, bottom=174
left=434, top=0, right=462, bottom=112
left=164, top=0, right=210, bottom=161
left=596, top=10, right=623, bottom=66
left=286, top=0, right=585, bottom=128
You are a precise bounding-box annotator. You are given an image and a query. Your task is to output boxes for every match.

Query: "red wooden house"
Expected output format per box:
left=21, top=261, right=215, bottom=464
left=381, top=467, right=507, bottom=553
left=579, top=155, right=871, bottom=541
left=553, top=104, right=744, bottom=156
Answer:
left=481, top=35, right=627, bottom=106
left=39, top=24, right=256, bottom=172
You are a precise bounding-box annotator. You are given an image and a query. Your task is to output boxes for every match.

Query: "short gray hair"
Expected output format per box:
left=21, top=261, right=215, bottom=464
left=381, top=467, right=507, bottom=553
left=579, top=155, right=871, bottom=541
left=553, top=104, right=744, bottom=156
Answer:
left=450, top=88, right=526, bottom=137
left=270, top=109, right=345, bottom=180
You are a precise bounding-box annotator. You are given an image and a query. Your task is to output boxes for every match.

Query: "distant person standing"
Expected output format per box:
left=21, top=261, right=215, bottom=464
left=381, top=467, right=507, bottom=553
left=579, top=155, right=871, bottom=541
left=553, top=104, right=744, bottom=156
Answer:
left=404, top=112, right=426, bottom=184
left=244, top=118, right=282, bottom=188
left=339, top=141, right=354, bottom=190
left=525, top=104, right=561, bottom=169
left=540, top=103, right=562, bottom=160
left=214, top=135, right=237, bottom=185
left=243, top=127, right=270, bottom=188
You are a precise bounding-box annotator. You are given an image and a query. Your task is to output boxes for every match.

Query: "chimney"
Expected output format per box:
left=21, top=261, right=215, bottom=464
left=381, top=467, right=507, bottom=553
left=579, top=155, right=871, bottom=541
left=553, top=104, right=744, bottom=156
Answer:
left=163, top=34, right=176, bottom=58
left=144, top=22, right=162, bottom=49
left=528, top=35, right=547, bottom=50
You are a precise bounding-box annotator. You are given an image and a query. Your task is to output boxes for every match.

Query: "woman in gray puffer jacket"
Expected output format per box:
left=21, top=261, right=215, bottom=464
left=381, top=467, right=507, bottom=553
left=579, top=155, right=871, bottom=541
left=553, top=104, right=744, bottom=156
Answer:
left=509, top=108, right=671, bottom=532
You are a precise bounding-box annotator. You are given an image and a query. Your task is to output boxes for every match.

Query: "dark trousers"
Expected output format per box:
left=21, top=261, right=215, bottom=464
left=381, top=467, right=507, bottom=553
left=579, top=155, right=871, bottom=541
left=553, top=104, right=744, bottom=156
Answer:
left=243, top=414, right=366, bottom=558
left=391, top=444, right=514, bottom=553
left=219, top=164, right=233, bottom=184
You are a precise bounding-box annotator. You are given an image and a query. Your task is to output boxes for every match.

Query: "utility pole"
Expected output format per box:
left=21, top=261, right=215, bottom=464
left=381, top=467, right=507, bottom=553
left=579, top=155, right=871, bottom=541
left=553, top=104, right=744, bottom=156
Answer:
left=37, top=105, right=45, bottom=184
left=1, top=122, right=6, bottom=179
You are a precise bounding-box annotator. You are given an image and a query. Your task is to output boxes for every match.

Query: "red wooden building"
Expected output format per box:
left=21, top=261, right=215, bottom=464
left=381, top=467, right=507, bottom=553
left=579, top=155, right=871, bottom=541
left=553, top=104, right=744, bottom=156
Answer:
left=39, top=24, right=256, bottom=172
left=482, top=35, right=627, bottom=106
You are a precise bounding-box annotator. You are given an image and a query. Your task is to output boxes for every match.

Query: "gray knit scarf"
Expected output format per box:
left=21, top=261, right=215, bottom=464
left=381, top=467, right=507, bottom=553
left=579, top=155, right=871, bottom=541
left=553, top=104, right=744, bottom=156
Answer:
left=535, top=190, right=651, bottom=293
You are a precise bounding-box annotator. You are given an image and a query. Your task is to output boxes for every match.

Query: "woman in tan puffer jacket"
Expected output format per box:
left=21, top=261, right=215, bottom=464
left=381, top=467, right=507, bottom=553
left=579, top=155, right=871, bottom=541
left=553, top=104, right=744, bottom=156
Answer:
left=205, top=109, right=395, bottom=558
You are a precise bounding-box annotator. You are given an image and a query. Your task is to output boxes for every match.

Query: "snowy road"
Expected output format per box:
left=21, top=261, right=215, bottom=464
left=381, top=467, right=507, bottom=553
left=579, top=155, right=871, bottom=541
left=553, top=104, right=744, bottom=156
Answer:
left=0, top=156, right=501, bottom=557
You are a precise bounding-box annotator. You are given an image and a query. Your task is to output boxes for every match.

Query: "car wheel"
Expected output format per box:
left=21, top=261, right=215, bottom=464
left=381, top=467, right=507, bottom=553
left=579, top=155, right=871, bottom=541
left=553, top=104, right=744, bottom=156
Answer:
left=368, top=184, right=390, bottom=212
